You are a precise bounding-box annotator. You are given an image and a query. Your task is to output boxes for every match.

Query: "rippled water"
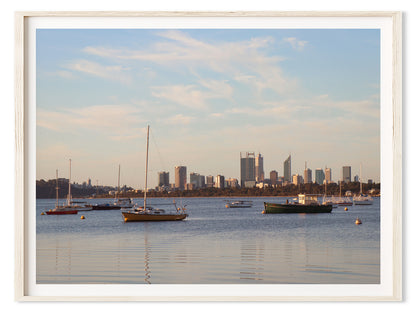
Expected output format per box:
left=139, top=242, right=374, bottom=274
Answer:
left=36, top=197, right=380, bottom=284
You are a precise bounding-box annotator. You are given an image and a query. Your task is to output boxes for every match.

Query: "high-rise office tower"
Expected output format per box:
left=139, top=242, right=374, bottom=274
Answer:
left=255, top=153, right=264, bottom=182
left=175, top=166, right=187, bottom=190
left=304, top=162, right=312, bottom=183
left=324, top=167, right=332, bottom=184
left=284, top=155, right=291, bottom=182
left=304, top=168, right=312, bottom=183
left=293, top=174, right=303, bottom=185
left=158, top=171, right=170, bottom=187
left=190, top=172, right=202, bottom=188
left=206, top=175, right=214, bottom=188
left=315, top=168, right=325, bottom=185
left=342, top=166, right=352, bottom=183
left=270, top=170, right=278, bottom=185
left=215, top=175, right=225, bottom=189
left=225, top=178, right=239, bottom=188
left=240, top=152, right=256, bottom=187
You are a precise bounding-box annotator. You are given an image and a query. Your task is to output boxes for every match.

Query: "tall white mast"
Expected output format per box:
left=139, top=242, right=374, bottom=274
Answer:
left=117, top=164, right=120, bottom=201
left=67, top=159, right=72, bottom=206
left=56, top=169, right=59, bottom=207
left=144, top=125, right=150, bottom=211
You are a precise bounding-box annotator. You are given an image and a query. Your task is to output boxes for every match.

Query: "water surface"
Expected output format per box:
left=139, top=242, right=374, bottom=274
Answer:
left=37, top=197, right=380, bottom=284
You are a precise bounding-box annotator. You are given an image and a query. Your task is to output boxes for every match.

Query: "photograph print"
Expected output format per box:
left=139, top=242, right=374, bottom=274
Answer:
left=36, top=27, right=381, bottom=285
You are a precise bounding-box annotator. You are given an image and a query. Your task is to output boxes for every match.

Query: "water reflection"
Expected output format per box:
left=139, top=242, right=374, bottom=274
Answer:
left=143, top=224, right=151, bottom=284
left=239, top=242, right=264, bottom=281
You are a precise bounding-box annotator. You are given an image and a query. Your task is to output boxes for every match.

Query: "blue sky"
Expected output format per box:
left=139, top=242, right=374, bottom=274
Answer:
left=36, top=29, right=380, bottom=188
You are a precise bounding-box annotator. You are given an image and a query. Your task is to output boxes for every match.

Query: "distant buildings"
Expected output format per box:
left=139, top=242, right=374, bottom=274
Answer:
left=324, top=167, right=332, bottom=184
left=158, top=171, right=170, bottom=187
left=304, top=166, right=312, bottom=184
left=284, top=155, right=291, bottom=182
left=190, top=172, right=205, bottom=189
left=240, top=152, right=256, bottom=187
left=315, top=168, right=324, bottom=185
left=225, top=178, right=239, bottom=188
left=270, top=170, right=278, bottom=185
left=206, top=175, right=214, bottom=188
left=342, top=166, right=352, bottom=183
left=292, top=174, right=303, bottom=185
left=354, top=175, right=359, bottom=182
left=255, top=153, right=264, bottom=182
left=175, top=166, right=187, bottom=190
left=215, top=175, right=225, bottom=189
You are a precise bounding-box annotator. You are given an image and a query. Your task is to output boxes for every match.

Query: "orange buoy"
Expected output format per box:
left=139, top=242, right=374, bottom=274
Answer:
left=41, top=212, right=45, bottom=215
left=355, top=217, right=362, bottom=225
left=80, top=215, right=85, bottom=219
left=344, top=207, right=348, bottom=211
left=124, top=217, right=128, bottom=222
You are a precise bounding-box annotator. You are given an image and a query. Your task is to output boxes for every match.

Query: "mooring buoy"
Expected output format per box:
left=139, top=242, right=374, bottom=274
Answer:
left=355, top=217, right=362, bottom=225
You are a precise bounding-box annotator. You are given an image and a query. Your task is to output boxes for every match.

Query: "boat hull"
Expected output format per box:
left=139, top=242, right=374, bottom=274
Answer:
left=263, top=202, right=332, bottom=213
left=91, top=205, right=122, bottom=210
left=225, top=204, right=252, bottom=208
left=354, top=201, right=372, bottom=205
left=46, top=210, right=78, bottom=215
left=122, top=212, right=187, bottom=222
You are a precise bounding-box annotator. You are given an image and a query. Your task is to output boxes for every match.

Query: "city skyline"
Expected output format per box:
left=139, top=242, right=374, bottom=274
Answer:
left=36, top=29, right=380, bottom=188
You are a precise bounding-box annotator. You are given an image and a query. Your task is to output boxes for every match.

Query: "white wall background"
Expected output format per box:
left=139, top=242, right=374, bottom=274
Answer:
left=0, top=0, right=413, bottom=311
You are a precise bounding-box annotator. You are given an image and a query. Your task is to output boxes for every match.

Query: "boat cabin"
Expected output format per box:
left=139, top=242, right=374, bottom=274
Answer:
left=298, top=194, right=320, bottom=205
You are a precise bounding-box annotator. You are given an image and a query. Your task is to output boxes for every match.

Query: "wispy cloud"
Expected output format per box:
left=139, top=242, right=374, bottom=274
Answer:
left=83, top=31, right=294, bottom=95
left=151, top=79, right=233, bottom=110
left=37, top=104, right=143, bottom=139
left=283, top=37, right=308, bottom=51
left=64, top=59, right=132, bottom=84
left=164, top=114, right=194, bottom=125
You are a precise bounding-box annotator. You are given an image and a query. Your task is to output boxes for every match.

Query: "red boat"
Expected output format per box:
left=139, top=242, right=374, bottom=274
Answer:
left=45, top=210, right=78, bottom=215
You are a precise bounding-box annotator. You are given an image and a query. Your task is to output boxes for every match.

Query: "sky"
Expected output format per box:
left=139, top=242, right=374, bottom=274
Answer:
left=36, top=29, right=380, bottom=189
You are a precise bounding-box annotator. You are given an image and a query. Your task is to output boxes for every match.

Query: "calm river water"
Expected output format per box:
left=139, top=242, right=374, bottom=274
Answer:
left=36, top=197, right=380, bottom=284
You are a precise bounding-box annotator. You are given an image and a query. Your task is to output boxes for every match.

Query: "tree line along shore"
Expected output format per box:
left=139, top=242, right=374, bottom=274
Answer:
left=36, top=179, right=380, bottom=199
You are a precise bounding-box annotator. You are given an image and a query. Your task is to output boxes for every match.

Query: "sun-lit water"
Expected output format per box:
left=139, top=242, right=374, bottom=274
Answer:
left=36, top=196, right=380, bottom=284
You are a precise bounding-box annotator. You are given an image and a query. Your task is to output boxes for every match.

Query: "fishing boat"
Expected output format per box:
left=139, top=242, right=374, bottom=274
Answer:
left=263, top=194, right=333, bottom=214
left=122, top=125, right=188, bottom=222
left=225, top=200, right=253, bottom=208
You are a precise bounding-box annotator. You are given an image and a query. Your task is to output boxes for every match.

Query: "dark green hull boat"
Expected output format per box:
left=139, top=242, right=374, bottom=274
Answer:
left=263, top=202, right=333, bottom=214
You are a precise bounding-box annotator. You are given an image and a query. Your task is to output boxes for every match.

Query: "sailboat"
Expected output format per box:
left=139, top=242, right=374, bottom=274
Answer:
left=122, top=125, right=188, bottom=222
left=46, top=160, right=91, bottom=215
left=91, top=165, right=134, bottom=210
left=353, top=164, right=373, bottom=205
left=334, top=179, right=353, bottom=206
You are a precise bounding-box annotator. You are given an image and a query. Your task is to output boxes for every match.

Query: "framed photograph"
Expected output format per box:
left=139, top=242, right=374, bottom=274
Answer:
left=15, top=11, right=402, bottom=301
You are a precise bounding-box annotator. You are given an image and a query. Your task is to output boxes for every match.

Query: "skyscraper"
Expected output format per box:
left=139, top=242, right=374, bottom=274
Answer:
left=342, top=166, right=352, bottom=183
left=240, top=152, right=255, bottom=187
left=158, top=171, right=169, bottom=187
left=255, top=153, right=264, bottom=182
left=206, top=175, right=214, bottom=188
left=270, top=170, right=278, bottom=185
left=293, top=174, right=303, bottom=185
left=175, top=166, right=187, bottom=190
left=215, top=175, right=225, bottom=189
left=324, top=167, right=332, bottom=184
left=284, top=155, right=291, bottom=182
left=190, top=172, right=203, bottom=188
left=304, top=168, right=312, bottom=183
left=315, top=168, right=324, bottom=185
